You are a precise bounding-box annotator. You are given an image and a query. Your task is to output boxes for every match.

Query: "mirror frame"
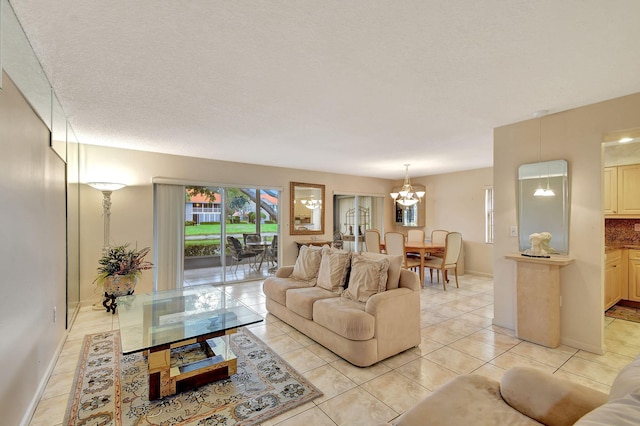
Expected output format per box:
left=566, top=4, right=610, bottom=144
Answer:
left=290, top=182, right=325, bottom=235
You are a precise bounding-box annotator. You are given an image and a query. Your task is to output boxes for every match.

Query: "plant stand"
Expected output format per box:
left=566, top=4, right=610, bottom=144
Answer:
left=103, top=289, right=134, bottom=314
left=102, top=275, right=137, bottom=314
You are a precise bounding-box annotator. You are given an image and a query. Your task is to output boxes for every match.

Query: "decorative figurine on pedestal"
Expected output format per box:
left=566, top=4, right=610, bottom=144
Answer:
left=540, top=231, right=556, bottom=254
left=524, top=233, right=550, bottom=258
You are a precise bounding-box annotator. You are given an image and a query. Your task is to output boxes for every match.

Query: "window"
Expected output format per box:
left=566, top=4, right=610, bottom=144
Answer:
left=485, top=186, right=494, bottom=243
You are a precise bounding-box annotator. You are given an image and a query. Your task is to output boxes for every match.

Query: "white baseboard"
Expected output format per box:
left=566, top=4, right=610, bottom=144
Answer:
left=21, top=330, right=69, bottom=426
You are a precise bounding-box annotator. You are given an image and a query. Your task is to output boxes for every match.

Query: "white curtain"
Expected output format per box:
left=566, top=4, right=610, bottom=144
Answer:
left=153, top=183, right=185, bottom=291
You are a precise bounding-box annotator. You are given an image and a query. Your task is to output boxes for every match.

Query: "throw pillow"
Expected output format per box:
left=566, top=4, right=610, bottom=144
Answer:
left=317, top=245, right=351, bottom=293
left=290, top=245, right=323, bottom=283
left=360, top=252, right=403, bottom=290
left=342, top=253, right=389, bottom=303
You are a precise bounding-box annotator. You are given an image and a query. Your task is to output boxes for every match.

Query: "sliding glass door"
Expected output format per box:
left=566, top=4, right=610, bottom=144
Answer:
left=183, top=185, right=280, bottom=286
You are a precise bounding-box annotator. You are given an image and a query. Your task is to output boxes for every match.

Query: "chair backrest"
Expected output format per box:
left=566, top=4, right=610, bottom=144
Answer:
left=227, top=236, right=243, bottom=253
left=443, top=232, right=463, bottom=265
left=407, top=229, right=425, bottom=242
left=243, top=233, right=260, bottom=245
left=384, top=232, right=405, bottom=257
left=271, top=235, right=278, bottom=250
left=431, top=229, right=448, bottom=245
left=246, top=234, right=261, bottom=245
left=333, top=231, right=344, bottom=249
left=364, top=230, right=381, bottom=253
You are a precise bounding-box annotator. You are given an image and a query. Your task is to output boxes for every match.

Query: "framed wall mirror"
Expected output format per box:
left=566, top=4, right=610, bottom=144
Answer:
left=518, top=159, right=569, bottom=254
left=290, top=182, right=325, bottom=235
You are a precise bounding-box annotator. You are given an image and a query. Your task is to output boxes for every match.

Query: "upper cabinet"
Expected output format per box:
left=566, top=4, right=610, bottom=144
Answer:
left=605, top=164, right=640, bottom=216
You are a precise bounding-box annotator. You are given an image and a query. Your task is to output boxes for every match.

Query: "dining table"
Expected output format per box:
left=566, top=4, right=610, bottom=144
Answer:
left=379, top=241, right=445, bottom=285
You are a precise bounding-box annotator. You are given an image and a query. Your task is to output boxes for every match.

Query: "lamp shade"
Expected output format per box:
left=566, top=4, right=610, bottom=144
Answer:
left=88, top=182, right=126, bottom=192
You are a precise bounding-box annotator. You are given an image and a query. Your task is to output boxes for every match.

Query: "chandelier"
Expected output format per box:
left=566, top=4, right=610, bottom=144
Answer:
left=390, top=164, right=425, bottom=207
left=301, top=196, right=322, bottom=210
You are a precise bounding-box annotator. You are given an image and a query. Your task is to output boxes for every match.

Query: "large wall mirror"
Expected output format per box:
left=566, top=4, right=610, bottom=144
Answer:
left=290, top=182, right=325, bottom=235
left=518, top=159, right=569, bottom=254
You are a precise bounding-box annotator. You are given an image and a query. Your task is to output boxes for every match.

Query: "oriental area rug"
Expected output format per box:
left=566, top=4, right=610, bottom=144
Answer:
left=605, top=304, right=640, bottom=323
left=64, top=328, right=322, bottom=425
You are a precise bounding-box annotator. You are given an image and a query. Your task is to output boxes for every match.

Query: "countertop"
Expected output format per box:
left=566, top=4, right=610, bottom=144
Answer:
left=605, top=244, right=640, bottom=252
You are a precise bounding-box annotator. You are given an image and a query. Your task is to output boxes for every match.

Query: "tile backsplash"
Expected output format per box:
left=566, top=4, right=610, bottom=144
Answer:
left=605, top=219, right=640, bottom=245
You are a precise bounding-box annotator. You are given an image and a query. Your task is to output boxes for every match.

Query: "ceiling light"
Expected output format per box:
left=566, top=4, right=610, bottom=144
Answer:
left=532, top=111, right=555, bottom=197
left=390, top=164, right=425, bottom=207
left=619, top=137, right=634, bottom=143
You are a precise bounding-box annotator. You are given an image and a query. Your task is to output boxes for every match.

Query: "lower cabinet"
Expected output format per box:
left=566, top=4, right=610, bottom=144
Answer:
left=628, top=249, right=640, bottom=302
left=605, top=250, right=624, bottom=310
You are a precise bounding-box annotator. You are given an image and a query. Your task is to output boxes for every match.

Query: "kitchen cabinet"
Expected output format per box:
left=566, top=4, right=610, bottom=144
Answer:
left=605, top=249, right=624, bottom=310
left=628, top=249, right=640, bottom=302
left=606, top=164, right=640, bottom=216
left=604, top=167, right=618, bottom=214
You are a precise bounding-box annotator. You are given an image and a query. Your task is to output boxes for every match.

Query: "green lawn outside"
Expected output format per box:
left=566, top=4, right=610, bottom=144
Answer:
left=185, top=223, right=278, bottom=236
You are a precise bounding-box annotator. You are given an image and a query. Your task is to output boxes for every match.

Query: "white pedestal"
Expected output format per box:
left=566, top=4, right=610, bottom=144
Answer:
left=505, top=254, right=574, bottom=348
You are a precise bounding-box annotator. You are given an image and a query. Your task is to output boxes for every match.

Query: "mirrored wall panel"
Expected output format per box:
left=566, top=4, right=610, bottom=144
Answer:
left=518, top=159, right=569, bottom=254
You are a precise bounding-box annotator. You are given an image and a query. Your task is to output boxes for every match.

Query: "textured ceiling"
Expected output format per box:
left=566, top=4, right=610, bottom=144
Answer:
left=9, top=0, right=640, bottom=179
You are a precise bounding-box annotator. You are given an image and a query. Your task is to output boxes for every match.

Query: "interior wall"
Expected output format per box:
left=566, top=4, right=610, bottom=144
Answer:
left=493, top=92, right=640, bottom=354
left=394, top=167, right=494, bottom=276
left=78, top=144, right=392, bottom=303
left=0, top=73, right=67, bottom=425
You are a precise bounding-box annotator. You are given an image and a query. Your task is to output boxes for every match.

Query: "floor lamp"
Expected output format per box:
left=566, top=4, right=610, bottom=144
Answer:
left=88, top=182, right=126, bottom=310
left=88, top=182, right=126, bottom=249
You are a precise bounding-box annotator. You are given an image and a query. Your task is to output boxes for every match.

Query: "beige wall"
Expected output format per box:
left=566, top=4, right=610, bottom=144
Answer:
left=78, top=144, right=393, bottom=302
left=78, top=146, right=495, bottom=302
left=390, top=167, right=494, bottom=277
left=494, top=92, right=640, bottom=354
left=0, top=73, right=67, bottom=425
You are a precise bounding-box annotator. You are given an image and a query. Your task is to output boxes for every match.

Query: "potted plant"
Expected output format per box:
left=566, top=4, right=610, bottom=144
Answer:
left=94, top=244, right=153, bottom=298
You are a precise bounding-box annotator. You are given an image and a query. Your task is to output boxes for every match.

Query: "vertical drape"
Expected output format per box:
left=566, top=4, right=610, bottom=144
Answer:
left=153, top=183, right=185, bottom=291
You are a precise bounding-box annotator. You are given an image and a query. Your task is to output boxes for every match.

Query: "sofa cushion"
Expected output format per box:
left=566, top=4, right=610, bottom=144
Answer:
left=360, top=252, right=402, bottom=290
left=391, top=375, right=540, bottom=425
left=576, top=393, right=640, bottom=425
left=317, top=245, right=351, bottom=293
left=313, top=297, right=375, bottom=341
left=500, top=367, right=608, bottom=426
left=608, top=353, right=640, bottom=401
left=262, top=276, right=315, bottom=306
left=342, top=253, right=389, bottom=302
left=290, top=245, right=323, bottom=283
left=286, top=287, right=338, bottom=319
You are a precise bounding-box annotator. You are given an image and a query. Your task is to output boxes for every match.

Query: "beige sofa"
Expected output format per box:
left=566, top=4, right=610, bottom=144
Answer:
left=262, top=246, right=421, bottom=367
left=385, top=353, right=640, bottom=425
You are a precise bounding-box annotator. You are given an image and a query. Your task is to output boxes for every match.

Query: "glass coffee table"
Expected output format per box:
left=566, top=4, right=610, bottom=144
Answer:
left=117, top=285, right=263, bottom=400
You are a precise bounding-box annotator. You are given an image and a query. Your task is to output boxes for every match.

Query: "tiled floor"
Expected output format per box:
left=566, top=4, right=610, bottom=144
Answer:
left=30, top=274, right=640, bottom=425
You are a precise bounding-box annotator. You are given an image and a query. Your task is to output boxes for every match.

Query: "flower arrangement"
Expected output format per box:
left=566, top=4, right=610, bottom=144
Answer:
left=94, top=244, right=153, bottom=285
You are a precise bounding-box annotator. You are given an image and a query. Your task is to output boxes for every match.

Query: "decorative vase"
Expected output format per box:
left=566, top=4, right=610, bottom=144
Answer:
left=102, top=275, right=137, bottom=314
left=103, top=275, right=137, bottom=296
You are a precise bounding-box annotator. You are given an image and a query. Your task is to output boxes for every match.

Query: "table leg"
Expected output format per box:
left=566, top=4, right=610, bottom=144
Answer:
left=419, top=248, right=425, bottom=286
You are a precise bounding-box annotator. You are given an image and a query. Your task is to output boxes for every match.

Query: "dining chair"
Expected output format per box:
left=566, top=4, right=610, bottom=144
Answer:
left=226, top=236, right=257, bottom=272
left=266, top=235, right=278, bottom=272
left=426, top=229, right=449, bottom=262
left=332, top=231, right=344, bottom=250
left=384, top=231, right=422, bottom=274
left=424, top=232, right=463, bottom=290
left=406, top=229, right=425, bottom=260
left=364, top=229, right=382, bottom=253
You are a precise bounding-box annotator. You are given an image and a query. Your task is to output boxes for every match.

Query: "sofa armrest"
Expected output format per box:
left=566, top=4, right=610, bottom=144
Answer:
left=365, top=287, right=421, bottom=358
left=275, top=265, right=294, bottom=278
left=398, top=268, right=420, bottom=292
left=500, top=367, right=608, bottom=426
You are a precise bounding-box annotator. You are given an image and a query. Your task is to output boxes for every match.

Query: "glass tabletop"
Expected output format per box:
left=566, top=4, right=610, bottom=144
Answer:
left=117, top=285, right=263, bottom=354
